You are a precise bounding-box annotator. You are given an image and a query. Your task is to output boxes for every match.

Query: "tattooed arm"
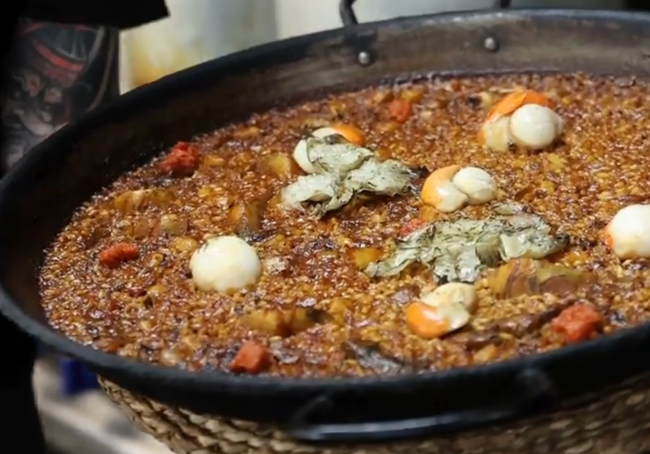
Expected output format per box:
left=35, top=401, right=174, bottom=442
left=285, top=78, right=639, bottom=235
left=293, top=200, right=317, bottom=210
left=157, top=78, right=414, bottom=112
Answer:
left=2, top=0, right=169, bottom=170
left=0, top=2, right=169, bottom=452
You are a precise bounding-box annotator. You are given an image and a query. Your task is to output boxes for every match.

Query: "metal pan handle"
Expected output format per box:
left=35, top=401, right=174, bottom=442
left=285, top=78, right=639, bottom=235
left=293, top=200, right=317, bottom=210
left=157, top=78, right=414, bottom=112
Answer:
left=286, top=368, right=554, bottom=445
left=339, top=0, right=513, bottom=27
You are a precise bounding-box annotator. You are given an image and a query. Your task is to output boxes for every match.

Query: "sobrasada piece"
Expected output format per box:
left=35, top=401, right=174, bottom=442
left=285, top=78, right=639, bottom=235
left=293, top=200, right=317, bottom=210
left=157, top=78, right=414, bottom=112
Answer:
left=39, top=74, right=650, bottom=377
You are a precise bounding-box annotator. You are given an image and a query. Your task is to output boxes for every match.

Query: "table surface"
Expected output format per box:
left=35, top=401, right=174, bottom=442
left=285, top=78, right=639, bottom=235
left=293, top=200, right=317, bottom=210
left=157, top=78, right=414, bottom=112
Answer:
left=34, top=361, right=170, bottom=454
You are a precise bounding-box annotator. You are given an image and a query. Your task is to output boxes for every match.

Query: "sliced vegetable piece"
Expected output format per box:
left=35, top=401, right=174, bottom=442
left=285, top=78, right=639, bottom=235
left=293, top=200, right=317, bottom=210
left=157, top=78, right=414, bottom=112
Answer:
left=243, top=308, right=323, bottom=337
left=113, top=188, right=172, bottom=215
left=488, top=258, right=594, bottom=299
left=261, top=152, right=300, bottom=180
left=229, top=340, right=272, bottom=374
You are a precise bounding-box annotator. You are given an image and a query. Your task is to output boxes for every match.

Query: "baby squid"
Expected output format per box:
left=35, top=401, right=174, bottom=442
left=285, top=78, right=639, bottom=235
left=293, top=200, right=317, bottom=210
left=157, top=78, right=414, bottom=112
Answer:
left=405, top=283, right=478, bottom=339
left=421, top=165, right=497, bottom=212
left=293, top=124, right=366, bottom=174
left=478, top=90, right=563, bottom=152
left=603, top=204, right=650, bottom=259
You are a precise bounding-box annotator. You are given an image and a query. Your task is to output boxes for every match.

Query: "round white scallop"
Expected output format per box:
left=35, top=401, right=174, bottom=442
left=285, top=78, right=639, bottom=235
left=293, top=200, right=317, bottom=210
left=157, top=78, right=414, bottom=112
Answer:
left=482, top=115, right=511, bottom=152
left=434, top=181, right=469, bottom=213
left=606, top=204, right=650, bottom=259
left=292, top=139, right=315, bottom=174
left=421, top=283, right=478, bottom=313
left=190, top=235, right=262, bottom=293
left=451, top=166, right=497, bottom=204
left=508, top=104, right=563, bottom=150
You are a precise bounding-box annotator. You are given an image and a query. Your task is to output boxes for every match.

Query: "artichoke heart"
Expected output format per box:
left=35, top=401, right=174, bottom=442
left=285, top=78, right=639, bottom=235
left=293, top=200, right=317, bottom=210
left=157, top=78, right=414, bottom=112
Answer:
left=280, top=137, right=416, bottom=217
left=365, top=208, right=570, bottom=284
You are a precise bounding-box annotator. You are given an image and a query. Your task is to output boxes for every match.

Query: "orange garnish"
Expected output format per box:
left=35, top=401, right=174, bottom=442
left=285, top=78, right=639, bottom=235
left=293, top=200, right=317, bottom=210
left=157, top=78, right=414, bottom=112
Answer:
left=420, top=165, right=461, bottom=207
left=477, top=126, right=486, bottom=145
left=405, top=302, right=451, bottom=339
left=330, top=124, right=366, bottom=146
left=601, top=222, right=614, bottom=249
left=486, top=90, right=553, bottom=122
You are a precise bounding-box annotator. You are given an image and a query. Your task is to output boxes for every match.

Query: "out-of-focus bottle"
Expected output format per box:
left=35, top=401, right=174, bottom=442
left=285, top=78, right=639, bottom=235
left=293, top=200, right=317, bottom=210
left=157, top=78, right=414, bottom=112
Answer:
left=120, top=0, right=278, bottom=93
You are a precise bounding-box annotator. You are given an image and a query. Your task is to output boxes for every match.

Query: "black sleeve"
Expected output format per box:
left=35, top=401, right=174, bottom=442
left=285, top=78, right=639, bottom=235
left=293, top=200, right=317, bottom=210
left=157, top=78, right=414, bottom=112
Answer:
left=0, top=316, right=44, bottom=452
left=21, top=0, right=169, bottom=29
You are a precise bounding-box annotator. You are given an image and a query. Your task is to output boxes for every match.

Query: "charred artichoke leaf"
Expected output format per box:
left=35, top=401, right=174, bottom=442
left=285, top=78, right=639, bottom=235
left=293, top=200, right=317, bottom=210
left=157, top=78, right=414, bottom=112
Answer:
left=499, top=230, right=569, bottom=261
left=365, top=209, right=570, bottom=283
left=345, top=159, right=416, bottom=196
left=306, top=138, right=373, bottom=176
left=280, top=174, right=338, bottom=208
left=312, top=186, right=355, bottom=217
left=456, top=247, right=484, bottom=283
left=281, top=138, right=417, bottom=216
left=364, top=224, right=436, bottom=277
left=364, top=247, right=421, bottom=277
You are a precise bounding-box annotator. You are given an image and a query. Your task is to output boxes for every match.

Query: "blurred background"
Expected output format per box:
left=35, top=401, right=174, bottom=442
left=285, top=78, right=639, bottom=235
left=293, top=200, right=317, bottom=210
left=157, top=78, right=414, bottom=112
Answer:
left=39, top=1, right=628, bottom=453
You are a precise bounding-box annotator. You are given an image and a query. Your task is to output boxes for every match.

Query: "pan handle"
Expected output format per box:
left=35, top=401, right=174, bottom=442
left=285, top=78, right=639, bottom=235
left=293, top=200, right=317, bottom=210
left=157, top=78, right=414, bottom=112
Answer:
left=286, top=368, right=554, bottom=445
left=339, top=0, right=513, bottom=27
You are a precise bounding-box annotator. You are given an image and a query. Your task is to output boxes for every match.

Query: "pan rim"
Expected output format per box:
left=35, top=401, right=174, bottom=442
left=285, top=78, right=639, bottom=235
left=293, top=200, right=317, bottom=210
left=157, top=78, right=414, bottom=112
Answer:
left=2, top=7, right=650, bottom=393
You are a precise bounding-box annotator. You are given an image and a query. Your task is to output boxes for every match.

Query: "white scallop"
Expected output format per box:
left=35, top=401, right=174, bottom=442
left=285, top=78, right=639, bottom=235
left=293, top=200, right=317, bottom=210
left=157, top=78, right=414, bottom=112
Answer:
left=605, top=204, right=650, bottom=259
left=292, top=139, right=315, bottom=174
left=482, top=115, right=512, bottom=152
left=433, top=181, right=469, bottom=213
left=190, top=235, right=262, bottom=293
left=451, top=166, right=498, bottom=205
left=421, top=282, right=478, bottom=313
left=418, top=292, right=471, bottom=335
left=508, top=104, right=563, bottom=150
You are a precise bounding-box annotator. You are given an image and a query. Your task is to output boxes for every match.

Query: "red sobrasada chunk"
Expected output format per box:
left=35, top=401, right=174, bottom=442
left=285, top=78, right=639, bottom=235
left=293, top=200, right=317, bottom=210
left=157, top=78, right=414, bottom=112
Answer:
left=158, top=141, right=201, bottom=175
left=98, top=243, right=139, bottom=268
left=551, top=303, right=603, bottom=344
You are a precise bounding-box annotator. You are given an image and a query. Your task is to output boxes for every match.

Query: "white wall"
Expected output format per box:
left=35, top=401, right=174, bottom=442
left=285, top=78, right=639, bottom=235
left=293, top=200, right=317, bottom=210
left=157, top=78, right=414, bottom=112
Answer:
left=120, top=0, right=277, bottom=91
left=120, top=0, right=625, bottom=92
left=274, top=0, right=624, bottom=39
